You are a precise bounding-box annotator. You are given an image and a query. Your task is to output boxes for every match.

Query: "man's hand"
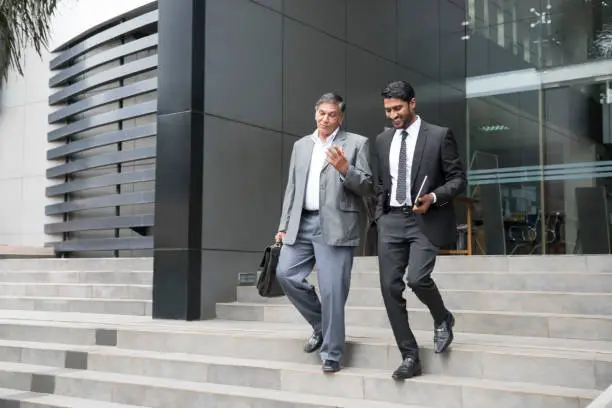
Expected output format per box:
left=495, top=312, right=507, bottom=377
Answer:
left=325, top=145, right=349, bottom=175
left=413, top=193, right=434, bottom=214
left=274, top=231, right=286, bottom=243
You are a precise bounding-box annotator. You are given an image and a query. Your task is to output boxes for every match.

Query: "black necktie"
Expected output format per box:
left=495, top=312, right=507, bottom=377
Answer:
left=396, top=130, right=408, bottom=204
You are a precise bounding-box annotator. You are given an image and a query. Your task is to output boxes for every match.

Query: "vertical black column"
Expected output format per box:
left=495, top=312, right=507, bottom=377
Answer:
left=152, top=0, right=205, bottom=320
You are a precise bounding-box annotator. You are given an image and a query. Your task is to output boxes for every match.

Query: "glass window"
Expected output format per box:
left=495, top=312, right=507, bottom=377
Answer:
left=467, top=80, right=612, bottom=255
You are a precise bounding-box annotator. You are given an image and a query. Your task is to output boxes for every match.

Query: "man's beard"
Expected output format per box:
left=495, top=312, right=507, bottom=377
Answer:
left=396, top=112, right=414, bottom=129
left=403, top=111, right=415, bottom=128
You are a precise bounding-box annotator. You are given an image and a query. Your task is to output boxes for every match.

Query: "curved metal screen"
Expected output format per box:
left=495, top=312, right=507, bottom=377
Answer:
left=45, top=3, right=158, bottom=256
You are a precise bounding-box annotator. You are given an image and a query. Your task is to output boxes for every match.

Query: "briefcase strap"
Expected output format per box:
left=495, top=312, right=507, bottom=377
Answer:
left=259, top=247, right=271, bottom=269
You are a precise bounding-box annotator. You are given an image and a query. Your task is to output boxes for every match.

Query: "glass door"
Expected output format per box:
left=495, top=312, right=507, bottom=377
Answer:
left=467, top=79, right=612, bottom=255
left=541, top=79, right=612, bottom=254
left=467, top=89, right=545, bottom=255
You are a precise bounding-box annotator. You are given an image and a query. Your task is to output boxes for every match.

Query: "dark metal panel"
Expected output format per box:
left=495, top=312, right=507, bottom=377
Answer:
left=46, top=169, right=156, bottom=197
left=50, top=237, right=154, bottom=252
left=283, top=19, right=346, bottom=136
left=46, top=147, right=156, bottom=178
left=48, top=56, right=158, bottom=105
left=201, top=116, right=282, bottom=252
left=50, top=9, right=159, bottom=69
left=346, top=0, right=397, bottom=62
left=45, top=214, right=154, bottom=234
left=153, top=0, right=205, bottom=320
left=205, top=0, right=282, bottom=130
left=346, top=46, right=397, bottom=141
left=45, top=191, right=155, bottom=215
left=49, top=79, right=157, bottom=124
left=47, top=124, right=156, bottom=160
left=154, top=112, right=202, bottom=249
left=284, top=0, right=346, bottom=40
left=50, top=34, right=158, bottom=87
left=155, top=1, right=203, bottom=115
left=48, top=101, right=157, bottom=142
left=397, top=0, right=440, bottom=80
left=252, top=0, right=282, bottom=11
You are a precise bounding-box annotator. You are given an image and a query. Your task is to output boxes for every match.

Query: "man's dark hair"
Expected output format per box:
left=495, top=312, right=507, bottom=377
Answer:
left=315, top=92, right=346, bottom=113
left=381, top=81, right=415, bottom=102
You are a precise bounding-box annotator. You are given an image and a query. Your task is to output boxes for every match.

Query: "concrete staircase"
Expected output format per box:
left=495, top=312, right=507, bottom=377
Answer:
left=0, top=256, right=608, bottom=407
left=0, top=258, right=152, bottom=316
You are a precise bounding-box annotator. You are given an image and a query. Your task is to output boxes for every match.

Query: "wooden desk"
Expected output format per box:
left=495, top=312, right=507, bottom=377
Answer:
left=439, top=197, right=474, bottom=256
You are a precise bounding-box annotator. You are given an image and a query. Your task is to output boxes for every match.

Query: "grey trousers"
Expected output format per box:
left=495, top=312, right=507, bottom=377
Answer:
left=276, top=212, right=354, bottom=362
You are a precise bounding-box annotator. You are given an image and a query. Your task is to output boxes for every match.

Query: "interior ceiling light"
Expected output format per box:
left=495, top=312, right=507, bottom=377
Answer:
left=530, top=3, right=552, bottom=28
left=461, top=19, right=471, bottom=40
left=479, top=125, right=510, bottom=132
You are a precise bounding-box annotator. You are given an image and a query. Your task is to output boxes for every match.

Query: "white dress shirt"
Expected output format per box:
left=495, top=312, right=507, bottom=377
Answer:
left=303, top=127, right=339, bottom=211
left=389, top=117, right=421, bottom=207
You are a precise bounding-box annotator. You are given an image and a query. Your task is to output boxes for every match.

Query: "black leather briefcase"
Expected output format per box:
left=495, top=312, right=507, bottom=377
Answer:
left=256, top=242, right=285, bottom=298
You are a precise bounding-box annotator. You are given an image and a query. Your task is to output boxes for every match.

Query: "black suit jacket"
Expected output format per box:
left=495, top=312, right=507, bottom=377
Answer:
left=374, top=120, right=467, bottom=247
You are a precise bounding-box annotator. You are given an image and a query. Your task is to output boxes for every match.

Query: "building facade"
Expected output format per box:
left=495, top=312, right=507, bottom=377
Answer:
left=0, top=0, right=610, bottom=312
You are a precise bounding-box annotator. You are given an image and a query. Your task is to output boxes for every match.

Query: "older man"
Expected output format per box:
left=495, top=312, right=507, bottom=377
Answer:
left=275, top=93, right=373, bottom=373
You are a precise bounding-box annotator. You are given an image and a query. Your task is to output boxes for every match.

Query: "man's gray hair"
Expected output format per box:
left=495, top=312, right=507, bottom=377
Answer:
left=315, top=92, right=346, bottom=113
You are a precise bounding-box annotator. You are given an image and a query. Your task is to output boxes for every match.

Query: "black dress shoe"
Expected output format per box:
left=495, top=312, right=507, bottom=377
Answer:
left=392, top=356, right=422, bottom=380
left=303, top=330, right=323, bottom=353
left=434, top=313, right=455, bottom=353
left=322, top=360, right=341, bottom=373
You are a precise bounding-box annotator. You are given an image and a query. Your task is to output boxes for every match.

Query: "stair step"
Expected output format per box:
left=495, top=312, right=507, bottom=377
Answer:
left=112, top=325, right=612, bottom=390
left=0, top=339, right=599, bottom=408
left=0, top=283, right=151, bottom=299
left=351, top=255, right=612, bottom=273
left=0, top=361, right=427, bottom=408
left=0, top=258, right=152, bottom=272
left=316, top=271, right=612, bottom=292
left=0, top=387, right=146, bottom=408
left=238, top=286, right=612, bottom=315
left=0, top=296, right=151, bottom=316
left=87, top=350, right=598, bottom=408
left=217, top=302, right=612, bottom=341
left=0, top=256, right=609, bottom=273
left=0, top=271, right=152, bottom=284
left=0, top=310, right=610, bottom=352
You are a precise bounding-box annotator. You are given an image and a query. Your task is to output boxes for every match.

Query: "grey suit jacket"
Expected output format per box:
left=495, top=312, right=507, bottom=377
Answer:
left=279, top=130, right=374, bottom=247
left=374, top=120, right=467, bottom=247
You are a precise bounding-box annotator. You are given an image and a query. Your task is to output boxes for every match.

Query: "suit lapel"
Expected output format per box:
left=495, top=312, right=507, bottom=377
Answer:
left=410, top=121, right=429, bottom=190
left=297, top=137, right=314, bottom=185
left=380, top=128, right=394, bottom=188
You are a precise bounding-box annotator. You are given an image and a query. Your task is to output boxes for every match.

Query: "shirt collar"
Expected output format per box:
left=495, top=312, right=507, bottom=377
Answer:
left=312, top=127, right=340, bottom=146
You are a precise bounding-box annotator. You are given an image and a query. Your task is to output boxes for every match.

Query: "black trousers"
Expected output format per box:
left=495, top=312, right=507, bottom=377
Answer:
left=377, top=210, right=450, bottom=359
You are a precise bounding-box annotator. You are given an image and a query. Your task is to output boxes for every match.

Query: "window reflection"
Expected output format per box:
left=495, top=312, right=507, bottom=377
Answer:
left=465, top=0, right=612, bottom=71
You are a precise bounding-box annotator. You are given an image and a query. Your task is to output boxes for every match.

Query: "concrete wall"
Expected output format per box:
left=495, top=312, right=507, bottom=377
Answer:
left=0, top=0, right=154, bottom=247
